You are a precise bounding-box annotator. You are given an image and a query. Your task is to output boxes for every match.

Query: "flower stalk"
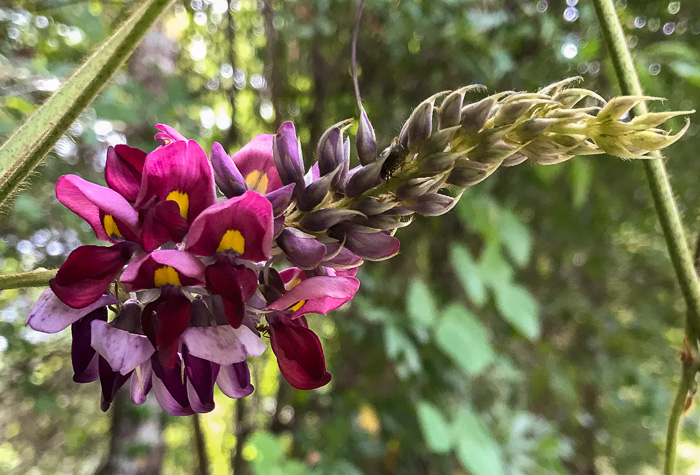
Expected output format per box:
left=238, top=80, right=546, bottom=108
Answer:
left=592, top=0, right=700, bottom=471
left=0, top=269, right=58, bottom=290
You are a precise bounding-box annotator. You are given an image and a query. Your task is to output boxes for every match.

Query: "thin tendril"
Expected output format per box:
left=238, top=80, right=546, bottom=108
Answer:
left=351, top=0, right=366, bottom=107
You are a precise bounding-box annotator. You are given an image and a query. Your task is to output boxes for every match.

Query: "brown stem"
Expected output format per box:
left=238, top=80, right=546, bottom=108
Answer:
left=193, top=414, right=210, bottom=475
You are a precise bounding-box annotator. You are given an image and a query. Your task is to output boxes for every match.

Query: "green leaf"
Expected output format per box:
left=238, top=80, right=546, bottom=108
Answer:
left=478, top=244, right=513, bottom=289
left=406, top=279, right=438, bottom=328
left=452, top=407, right=505, bottom=475
left=494, top=209, right=532, bottom=268
left=494, top=283, right=540, bottom=340
left=433, top=304, right=495, bottom=376
left=416, top=401, right=453, bottom=454
left=450, top=243, right=487, bottom=307
left=0, top=0, right=175, bottom=213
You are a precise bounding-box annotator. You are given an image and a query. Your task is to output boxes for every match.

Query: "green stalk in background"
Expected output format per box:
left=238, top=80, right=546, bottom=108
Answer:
left=592, top=0, right=700, bottom=473
left=0, top=0, right=176, bottom=214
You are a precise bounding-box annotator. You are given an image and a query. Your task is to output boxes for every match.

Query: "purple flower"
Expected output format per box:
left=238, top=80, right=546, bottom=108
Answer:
left=185, top=190, right=274, bottom=262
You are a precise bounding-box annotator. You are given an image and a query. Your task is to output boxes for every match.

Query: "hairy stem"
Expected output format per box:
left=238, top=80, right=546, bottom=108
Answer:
left=0, top=269, right=57, bottom=290
left=593, top=0, right=700, bottom=471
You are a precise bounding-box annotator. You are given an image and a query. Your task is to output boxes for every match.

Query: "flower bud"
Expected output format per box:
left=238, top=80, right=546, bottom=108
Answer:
left=273, top=122, right=305, bottom=192
left=352, top=197, right=397, bottom=216
left=300, top=209, right=365, bottom=233
left=438, top=86, right=483, bottom=128
left=345, top=160, right=384, bottom=198
left=404, top=192, right=461, bottom=216
left=356, top=105, right=378, bottom=166
left=211, top=142, right=246, bottom=198
left=277, top=228, right=327, bottom=269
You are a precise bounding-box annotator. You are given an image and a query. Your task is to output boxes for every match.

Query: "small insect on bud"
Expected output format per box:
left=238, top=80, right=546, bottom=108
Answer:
left=356, top=105, right=378, bottom=166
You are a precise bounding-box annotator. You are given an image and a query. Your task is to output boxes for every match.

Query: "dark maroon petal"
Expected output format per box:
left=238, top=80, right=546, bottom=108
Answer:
left=135, top=140, right=216, bottom=223
left=105, top=145, right=146, bottom=202
left=27, top=289, right=117, bottom=334
left=183, top=345, right=219, bottom=413
left=211, top=141, right=247, bottom=198
left=151, top=355, right=193, bottom=416
left=98, top=356, right=132, bottom=412
left=120, top=250, right=206, bottom=292
left=269, top=318, right=331, bottom=390
left=185, top=191, right=274, bottom=261
left=217, top=362, right=254, bottom=398
left=50, top=243, right=134, bottom=309
left=205, top=260, right=257, bottom=328
left=277, top=228, right=327, bottom=270
left=56, top=175, right=140, bottom=243
left=153, top=293, right=191, bottom=367
left=273, top=122, right=305, bottom=191
left=231, top=134, right=283, bottom=194
left=140, top=200, right=189, bottom=251
left=71, top=307, right=108, bottom=383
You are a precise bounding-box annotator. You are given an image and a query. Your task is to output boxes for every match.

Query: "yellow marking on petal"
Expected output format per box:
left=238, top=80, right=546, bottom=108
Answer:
left=245, top=170, right=269, bottom=194
left=286, top=276, right=303, bottom=290
left=102, top=214, right=123, bottom=239
left=217, top=229, right=245, bottom=254
left=166, top=190, right=189, bottom=220
left=286, top=300, right=306, bottom=312
left=154, top=266, right=182, bottom=287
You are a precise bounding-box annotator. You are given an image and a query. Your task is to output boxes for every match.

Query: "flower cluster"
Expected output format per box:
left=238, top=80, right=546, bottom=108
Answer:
left=27, top=124, right=359, bottom=415
left=27, top=79, right=692, bottom=415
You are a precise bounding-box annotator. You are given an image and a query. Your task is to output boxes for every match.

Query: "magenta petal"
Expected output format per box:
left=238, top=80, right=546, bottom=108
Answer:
left=267, top=275, right=360, bottom=318
left=135, top=140, right=216, bottom=223
left=56, top=175, right=140, bottom=243
left=151, top=355, right=194, bottom=416
left=186, top=191, right=274, bottom=261
left=50, top=243, right=133, bottom=309
left=182, top=325, right=267, bottom=366
left=269, top=318, right=331, bottom=390
left=140, top=200, right=189, bottom=251
left=120, top=250, right=206, bottom=292
left=130, top=360, right=153, bottom=405
left=71, top=307, right=107, bottom=383
left=217, top=361, right=254, bottom=398
left=231, top=134, right=283, bottom=194
left=91, top=320, right=155, bottom=375
left=154, top=123, right=187, bottom=144
left=27, top=289, right=117, bottom=333
left=211, top=142, right=247, bottom=198
left=105, top=145, right=146, bottom=202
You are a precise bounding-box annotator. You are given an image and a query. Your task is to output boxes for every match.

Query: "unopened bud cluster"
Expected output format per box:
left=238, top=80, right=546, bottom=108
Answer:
left=277, top=77, right=693, bottom=264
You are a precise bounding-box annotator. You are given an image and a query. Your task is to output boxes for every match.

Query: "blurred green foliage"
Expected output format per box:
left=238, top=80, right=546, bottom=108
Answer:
left=2, top=0, right=700, bottom=473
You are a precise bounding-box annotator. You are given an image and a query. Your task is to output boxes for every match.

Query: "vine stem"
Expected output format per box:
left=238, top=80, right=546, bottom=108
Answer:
left=0, top=269, right=57, bottom=290
left=593, top=0, right=700, bottom=472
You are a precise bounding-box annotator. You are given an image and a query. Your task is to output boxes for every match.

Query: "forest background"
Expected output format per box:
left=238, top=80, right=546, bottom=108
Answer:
left=2, top=0, right=700, bottom=473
